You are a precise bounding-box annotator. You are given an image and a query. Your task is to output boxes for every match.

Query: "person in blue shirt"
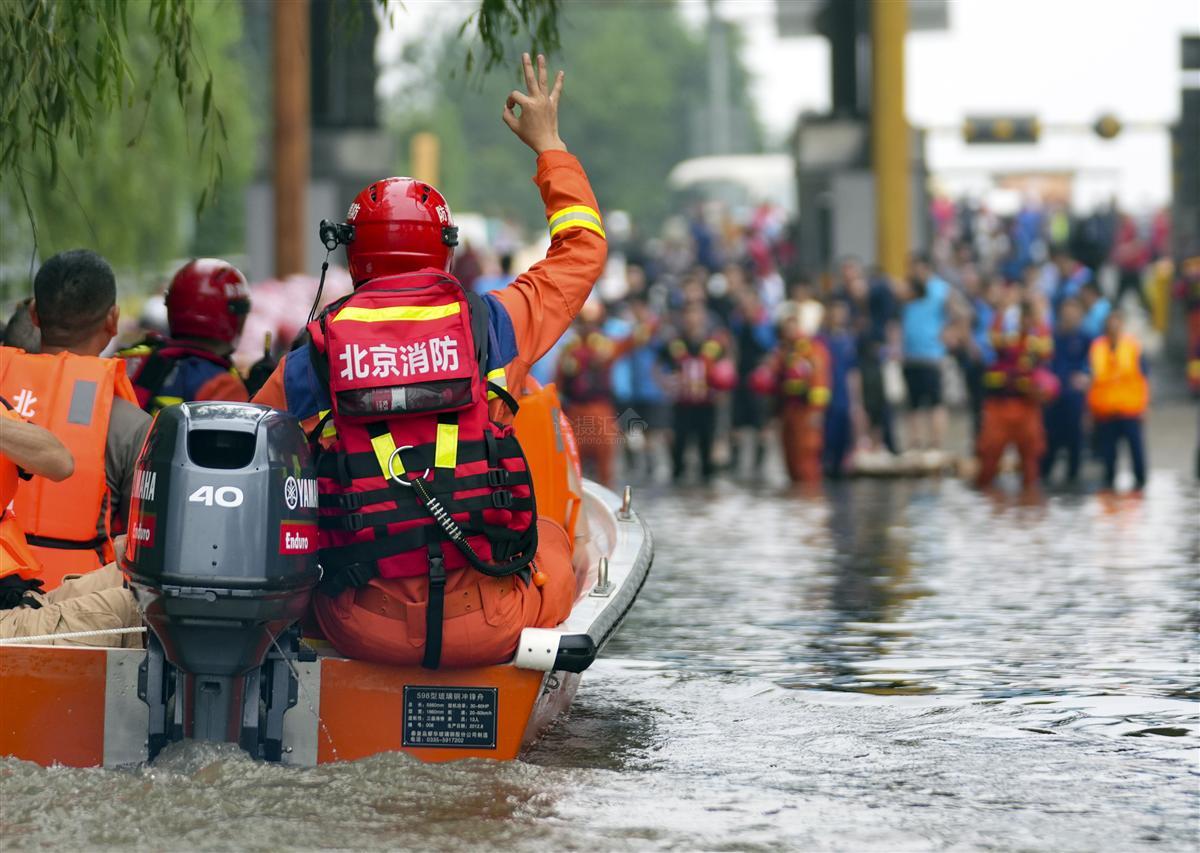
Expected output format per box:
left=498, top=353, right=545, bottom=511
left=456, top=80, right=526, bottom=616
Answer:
left=900, top=253, right=950, bottom=451
left=1078, top=280, right=1111, bottom=340
left=608, top=295, right=667, bottom=479
left=1041, top=247, right=1092, bottom=324
left=471, top=252, right=517, bottom=296
left=820, top=299, right=860, bottom=477
left=1040, top=296, right=1091, bottom=484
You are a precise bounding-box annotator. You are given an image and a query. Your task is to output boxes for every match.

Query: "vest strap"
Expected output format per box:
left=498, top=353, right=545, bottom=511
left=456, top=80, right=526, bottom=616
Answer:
left=318, top=493, right=532, bottom=531
left=25, top=533, right=108, bottom=551
left=317, top=468, right=531, bottom=510
left=422, top=541, right=446, bottom=669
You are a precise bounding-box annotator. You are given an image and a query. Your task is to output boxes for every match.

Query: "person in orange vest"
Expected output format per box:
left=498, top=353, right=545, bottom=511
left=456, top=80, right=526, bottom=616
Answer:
left=751, top=303, right=832, bottom=483
left=555, top=300, right=649, bottom=486
left=659, top=302, right=736, bottom=483
left=976, top=299, right=1054, bottom=491
left=118, top=259, right=251, bottom=413
left=251, top=54, right=605, bottom=669
left=0, top=403, right=139, bottom=645
left=1088, top=311, right=1149, bottom=492
left=0, top=250, right=151, bottom=589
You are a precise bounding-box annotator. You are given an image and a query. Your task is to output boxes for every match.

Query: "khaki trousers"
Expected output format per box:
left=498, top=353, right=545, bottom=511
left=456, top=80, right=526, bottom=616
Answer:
left=0, top=563, right=141, bottom=647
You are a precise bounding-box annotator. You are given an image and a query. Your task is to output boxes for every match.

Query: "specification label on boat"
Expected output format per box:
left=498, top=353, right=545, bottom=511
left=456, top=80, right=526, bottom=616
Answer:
left=402, top=686, right=499, bottom=749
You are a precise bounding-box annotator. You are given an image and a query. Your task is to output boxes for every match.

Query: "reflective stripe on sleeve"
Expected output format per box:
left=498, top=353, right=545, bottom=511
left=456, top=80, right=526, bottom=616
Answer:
left=485, top=366, right=508, bottom=400
left=548, top=204, right=605, bottom=240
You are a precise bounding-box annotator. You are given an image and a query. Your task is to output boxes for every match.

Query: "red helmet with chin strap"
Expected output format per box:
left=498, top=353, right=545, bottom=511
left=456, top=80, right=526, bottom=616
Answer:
left=165, top=259, right=251, bottom=344
left=341, top=177, right=458, bottom=282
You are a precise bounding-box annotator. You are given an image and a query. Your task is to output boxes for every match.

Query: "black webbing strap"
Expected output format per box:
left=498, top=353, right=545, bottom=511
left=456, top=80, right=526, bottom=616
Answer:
left=318, top=493, right=532, bottom=531
left=318, top=468, right=531, bottom=510
left=464, top=290, right=491, bottom=378
left=316, top=439, right=497, bottom=481
left=487, top=381, right=520, bottom=415
left=25, top=533, right=108, bottom=551
left=422, top=541, right=446, bottom=669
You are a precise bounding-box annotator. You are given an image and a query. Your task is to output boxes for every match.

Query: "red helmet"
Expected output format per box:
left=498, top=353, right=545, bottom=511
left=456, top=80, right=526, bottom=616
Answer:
left=342, top=177, right=458, bottom=282
left=165, top=259, right=251, bottom=344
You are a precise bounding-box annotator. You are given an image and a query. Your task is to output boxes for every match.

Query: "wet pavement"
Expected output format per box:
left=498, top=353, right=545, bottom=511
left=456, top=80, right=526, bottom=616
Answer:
left=1, top=408, right=1197, bottom=851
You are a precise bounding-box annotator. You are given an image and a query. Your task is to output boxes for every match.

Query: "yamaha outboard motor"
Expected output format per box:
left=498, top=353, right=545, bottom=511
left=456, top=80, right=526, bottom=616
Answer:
left=125, top=402, right=321, bottom=760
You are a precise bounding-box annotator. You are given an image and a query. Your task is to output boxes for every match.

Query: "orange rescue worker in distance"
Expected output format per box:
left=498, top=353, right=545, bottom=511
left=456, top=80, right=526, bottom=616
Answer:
left=253, top=54, right=606, bottom=669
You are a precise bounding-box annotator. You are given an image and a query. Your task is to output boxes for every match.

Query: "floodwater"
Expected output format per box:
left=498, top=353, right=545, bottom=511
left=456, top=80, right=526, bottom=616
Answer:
left=2, top=415, right=1198, bottom=851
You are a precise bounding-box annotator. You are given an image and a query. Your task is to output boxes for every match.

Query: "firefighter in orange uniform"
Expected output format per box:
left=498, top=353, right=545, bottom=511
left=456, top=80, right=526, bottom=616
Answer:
left=752, top=304, right=831, bottom=483
left=252, top=55, right=606, bottom=669
left=0, top=250, right=151, bottom=588
left=1088, top=311, right=1149, bottom=492
left=118, top=259, right=251, bottom=413
left=556, top=300, right=648, bottom=485
left=975, top=300, right=1054, bottom=490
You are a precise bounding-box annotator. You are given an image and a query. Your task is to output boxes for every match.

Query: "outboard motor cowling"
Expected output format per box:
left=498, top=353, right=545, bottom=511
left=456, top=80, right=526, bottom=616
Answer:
left=125, top=402, right=321, bottom=758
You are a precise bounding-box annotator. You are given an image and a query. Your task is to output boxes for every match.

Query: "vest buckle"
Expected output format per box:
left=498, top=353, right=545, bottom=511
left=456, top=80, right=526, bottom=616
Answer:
left=491, top=490, right=513, bottom=509
left=487, top=468, right=510, bottom=487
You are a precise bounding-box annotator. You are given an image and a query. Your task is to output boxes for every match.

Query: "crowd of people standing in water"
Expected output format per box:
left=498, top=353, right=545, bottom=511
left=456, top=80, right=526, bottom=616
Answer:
left=449, top=197, right=1196, bottom=494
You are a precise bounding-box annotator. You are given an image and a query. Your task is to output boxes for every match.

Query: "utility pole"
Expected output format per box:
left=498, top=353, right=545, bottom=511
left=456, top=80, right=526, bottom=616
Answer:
left=273, top=0, right=311, bottom=278
left=870, top=0, right=909, bottom=281
left=706, top=0, right=732, bottom=155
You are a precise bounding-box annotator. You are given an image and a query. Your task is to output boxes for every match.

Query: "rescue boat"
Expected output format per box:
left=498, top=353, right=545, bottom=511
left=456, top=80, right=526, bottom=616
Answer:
left=0, top=397, right=653, bottom=767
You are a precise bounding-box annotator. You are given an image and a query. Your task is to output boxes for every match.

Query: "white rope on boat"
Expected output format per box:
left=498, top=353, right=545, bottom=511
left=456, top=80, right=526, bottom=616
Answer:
left=0, top=626, right=147, bottom=645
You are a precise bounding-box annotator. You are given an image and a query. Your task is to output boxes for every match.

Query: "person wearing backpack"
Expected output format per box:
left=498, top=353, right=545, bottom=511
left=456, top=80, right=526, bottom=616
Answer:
left=252, top=54, right=606, bottom=669
left=118, top=259, right=252, bottom=413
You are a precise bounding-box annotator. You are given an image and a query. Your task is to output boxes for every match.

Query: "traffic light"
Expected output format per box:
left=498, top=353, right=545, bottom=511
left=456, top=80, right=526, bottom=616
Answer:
left=963, top=115, right=1040, bottom=144
left=1093, top=113, right=1122, bottom=140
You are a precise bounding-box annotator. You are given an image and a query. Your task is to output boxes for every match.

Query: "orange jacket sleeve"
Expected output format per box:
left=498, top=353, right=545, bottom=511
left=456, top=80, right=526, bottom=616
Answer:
left=492, top=150, right=607, bottom=393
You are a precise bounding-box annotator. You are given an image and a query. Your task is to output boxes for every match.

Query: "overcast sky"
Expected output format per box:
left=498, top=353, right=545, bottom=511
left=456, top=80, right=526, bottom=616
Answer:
left=381, top=0, right=1200, bottom=208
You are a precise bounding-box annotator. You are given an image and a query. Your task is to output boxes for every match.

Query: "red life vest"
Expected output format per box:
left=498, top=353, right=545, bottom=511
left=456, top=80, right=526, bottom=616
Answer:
left=983, top=319, right=1051, bottom=398
left=119, top=336, right=238, bottom=413
left=306, top=271, right=537, bottom=667
left=666, top=337, right=729, bottom=404
left=557, top=333, right=616, bottom=404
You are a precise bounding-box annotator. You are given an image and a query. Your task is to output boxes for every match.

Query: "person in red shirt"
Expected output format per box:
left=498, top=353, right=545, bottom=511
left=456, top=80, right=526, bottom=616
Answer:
left=252, top=55, right=607, bottom=668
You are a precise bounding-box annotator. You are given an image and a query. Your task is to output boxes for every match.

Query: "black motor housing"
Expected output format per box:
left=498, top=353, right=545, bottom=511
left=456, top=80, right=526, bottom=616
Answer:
left=125, top=403, right=321, bottom=752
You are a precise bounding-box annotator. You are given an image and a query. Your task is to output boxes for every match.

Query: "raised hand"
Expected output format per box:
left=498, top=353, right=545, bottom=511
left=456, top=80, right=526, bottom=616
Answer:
left=502, top=53, right=567, bottom=155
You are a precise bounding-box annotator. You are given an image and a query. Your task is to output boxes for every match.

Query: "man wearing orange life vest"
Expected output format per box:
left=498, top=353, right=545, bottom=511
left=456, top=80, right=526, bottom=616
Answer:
left=118, top=259, right=251, bottom=413
left=0, top=405, right=140, bottom=645
left=1088, top=311, right=1149, bottom=492
left=252, top=54, right=605, bottom=668
left=0, top=250, right=151, bottom=588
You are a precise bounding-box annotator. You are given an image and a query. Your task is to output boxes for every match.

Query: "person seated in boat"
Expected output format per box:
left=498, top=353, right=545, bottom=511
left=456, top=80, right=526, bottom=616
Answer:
left=0, top=250, right=152, bottom=588
left=0, top=405, right=140, bottom=647
left=252, top=54, right=605, bottom=669
left=118, top=259, right=252, bottom=413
